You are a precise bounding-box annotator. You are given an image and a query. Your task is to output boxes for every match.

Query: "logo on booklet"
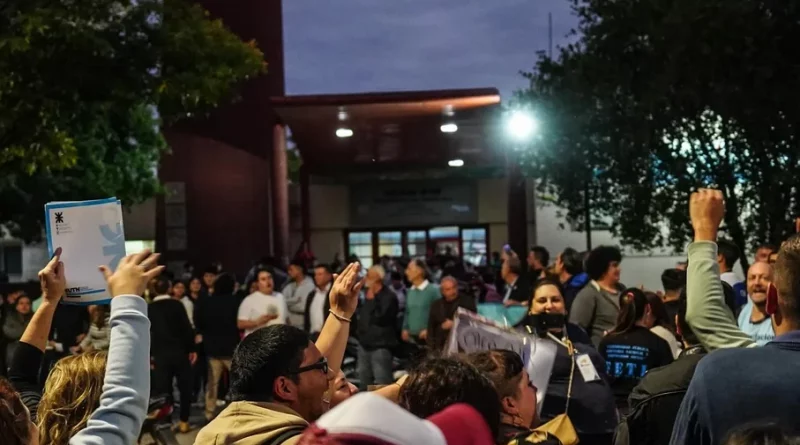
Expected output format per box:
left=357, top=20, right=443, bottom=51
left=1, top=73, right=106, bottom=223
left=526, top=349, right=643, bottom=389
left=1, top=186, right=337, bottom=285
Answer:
left=54, top=211, right=73, bottom=235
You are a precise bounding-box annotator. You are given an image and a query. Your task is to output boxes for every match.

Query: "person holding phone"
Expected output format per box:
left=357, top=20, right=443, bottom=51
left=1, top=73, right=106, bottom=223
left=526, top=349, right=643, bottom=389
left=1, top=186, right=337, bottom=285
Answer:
left=526, top=280, right=617, bottom=443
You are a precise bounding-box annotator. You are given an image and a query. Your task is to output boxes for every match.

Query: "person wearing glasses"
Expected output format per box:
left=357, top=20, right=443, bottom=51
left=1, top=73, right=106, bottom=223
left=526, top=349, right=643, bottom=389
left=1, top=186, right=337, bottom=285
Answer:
left=196, top=262, right=365, bottom=445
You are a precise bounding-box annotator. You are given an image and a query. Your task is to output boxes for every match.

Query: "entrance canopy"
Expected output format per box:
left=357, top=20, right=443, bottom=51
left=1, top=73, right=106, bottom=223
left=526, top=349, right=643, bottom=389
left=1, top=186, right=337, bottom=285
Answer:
left=271, top=88, right=503, bottom=175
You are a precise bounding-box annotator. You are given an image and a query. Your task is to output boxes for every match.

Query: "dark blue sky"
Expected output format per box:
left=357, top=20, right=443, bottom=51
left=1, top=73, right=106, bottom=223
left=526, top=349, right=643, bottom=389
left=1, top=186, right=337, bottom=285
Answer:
left=283, top=0, right=577, bottom=98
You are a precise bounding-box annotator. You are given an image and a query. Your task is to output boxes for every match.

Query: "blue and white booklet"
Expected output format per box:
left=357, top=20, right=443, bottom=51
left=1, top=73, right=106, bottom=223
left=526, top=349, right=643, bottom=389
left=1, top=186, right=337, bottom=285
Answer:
left=44, top=197, right=126, bottom=305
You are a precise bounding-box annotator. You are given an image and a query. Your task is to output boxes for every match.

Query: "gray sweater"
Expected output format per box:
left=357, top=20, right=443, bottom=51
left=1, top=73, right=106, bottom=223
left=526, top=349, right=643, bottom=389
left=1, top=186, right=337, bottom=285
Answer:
left=70, top=295, right=151, bottom=445
left=569, top=281, right=622, bottom=347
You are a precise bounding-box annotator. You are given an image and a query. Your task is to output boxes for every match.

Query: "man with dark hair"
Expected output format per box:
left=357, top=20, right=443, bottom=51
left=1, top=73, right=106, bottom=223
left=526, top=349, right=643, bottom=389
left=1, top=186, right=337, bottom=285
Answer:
left=502, top=256, right=530, bottom=307
left=671, top=189, right=800, bottom=444
left=616, top=282, right=736, bottom=445
left=661, top=268, right=686, bottom=330
left=195, top=272, right=243, bottom=420
left=569, top=245, right=625, bottom=347
left=202, top=266, right=217, bottom=295
left=754, top=243, right=777, bottom=264
left=399, top=357, right=502, bottom=440
left=527, top=246, right=550, bottom=282
left=304, top=264, right=333, bottom=336
left=148, top=275, right=196, bottom=433
left=717, top=239, right=746, bottom=308
left=282, top=260, right=316, bottom=328
left=196, top=262, right=364, bottom=445
left=554, top=247, right=589, bottom=311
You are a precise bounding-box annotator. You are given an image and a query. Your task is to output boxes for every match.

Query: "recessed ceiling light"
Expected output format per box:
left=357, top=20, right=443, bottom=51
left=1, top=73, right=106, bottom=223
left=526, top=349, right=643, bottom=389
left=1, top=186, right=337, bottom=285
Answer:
left=440, top=123, right=458, bottom=133
left=336, top=128, right=353, bottom=138
left=448, top=159, right=464, bottom=167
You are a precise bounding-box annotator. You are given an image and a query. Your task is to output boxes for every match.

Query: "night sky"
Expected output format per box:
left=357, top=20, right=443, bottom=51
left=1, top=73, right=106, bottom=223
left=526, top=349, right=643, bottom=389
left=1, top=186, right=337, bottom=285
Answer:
left=283, top=0, right=577, bottom=98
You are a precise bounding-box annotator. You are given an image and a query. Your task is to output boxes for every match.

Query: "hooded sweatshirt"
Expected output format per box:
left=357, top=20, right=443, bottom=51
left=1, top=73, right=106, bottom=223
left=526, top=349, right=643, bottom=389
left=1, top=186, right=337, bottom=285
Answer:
left=195, top=401, right=308, bottom=445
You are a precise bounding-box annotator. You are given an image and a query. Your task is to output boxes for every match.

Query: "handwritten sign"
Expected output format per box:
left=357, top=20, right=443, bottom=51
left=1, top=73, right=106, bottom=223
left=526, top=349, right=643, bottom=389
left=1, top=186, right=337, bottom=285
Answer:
left=45, top=198, right=125, bottom=305
left=445, top=309, right=558, bottom=413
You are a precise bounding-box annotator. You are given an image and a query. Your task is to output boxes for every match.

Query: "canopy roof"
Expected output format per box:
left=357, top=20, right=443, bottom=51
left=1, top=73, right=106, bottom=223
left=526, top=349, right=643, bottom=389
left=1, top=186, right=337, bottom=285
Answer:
left=271, top=88, right=503, bottom=175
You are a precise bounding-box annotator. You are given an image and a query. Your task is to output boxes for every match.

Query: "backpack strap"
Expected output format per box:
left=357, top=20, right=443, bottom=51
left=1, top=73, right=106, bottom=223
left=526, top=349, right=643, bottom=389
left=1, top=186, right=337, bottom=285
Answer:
left=264, top=426, right=306, bottom=445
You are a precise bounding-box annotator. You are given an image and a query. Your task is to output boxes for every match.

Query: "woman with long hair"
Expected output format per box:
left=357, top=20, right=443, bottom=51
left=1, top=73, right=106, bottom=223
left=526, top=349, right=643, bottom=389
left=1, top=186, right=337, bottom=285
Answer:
left=598, top=288, right=674, bottom=411
left=0, top=248, right=163, bottom=445
left=37, top=351, right=107, bottom=445
left=644, top=291, right=682, bottom=358
left=0, top=377, right=35, bottom=445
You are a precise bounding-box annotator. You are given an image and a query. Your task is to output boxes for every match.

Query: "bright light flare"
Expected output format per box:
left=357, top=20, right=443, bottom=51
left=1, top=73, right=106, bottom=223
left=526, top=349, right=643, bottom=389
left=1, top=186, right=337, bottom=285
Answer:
left=506, top=111, right=537, bottom=140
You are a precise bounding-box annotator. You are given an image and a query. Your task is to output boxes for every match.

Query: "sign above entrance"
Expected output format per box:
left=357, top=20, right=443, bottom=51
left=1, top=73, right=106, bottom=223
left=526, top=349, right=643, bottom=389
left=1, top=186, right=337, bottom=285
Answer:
left=350, top=181, right=477, bottom=227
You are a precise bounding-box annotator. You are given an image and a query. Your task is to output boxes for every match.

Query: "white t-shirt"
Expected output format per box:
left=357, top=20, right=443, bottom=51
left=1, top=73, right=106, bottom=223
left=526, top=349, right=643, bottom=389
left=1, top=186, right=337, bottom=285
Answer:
left=180, top=296, right=195, bottom=329
left=238, top=291, right=289, bottom=337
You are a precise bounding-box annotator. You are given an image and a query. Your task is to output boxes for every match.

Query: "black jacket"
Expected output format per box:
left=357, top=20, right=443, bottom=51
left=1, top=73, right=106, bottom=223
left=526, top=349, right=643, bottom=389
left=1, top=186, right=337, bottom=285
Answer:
left=505, top=277, right=531, bottom=304
left=50, top=303, right=90, bottom=349
left=357, top=286, right=399, bottom=350
left=304, top=287, right=331, bottom=334
left=427, top=294, right=477, bottom=351
left=148, top=296, right=195, bottom=357
left=613, top=348, right=705, bottom=445
left=194, top=293, right=242, bottom=359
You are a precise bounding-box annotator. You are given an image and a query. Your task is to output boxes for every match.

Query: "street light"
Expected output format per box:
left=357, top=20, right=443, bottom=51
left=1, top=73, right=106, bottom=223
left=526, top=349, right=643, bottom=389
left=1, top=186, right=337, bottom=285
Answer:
left=506, top=110, right=537, bottom=141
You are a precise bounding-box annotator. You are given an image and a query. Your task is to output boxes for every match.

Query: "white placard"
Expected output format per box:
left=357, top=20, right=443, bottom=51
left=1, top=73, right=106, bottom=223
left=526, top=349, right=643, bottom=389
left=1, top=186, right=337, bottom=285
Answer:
left=445, top=309, right=558, bottom=414
left=45, top=198, right=126, bottom=305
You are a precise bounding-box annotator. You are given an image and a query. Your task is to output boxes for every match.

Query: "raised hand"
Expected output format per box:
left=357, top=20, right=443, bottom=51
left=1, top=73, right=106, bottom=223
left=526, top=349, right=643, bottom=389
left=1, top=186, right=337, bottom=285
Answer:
left=99, top=249, right=164, bottom=297
left=39, top=247, right=66, bottom=304
left=690, top=188, right=725, bottom=242
left=329, top=262, right=365, bottom=318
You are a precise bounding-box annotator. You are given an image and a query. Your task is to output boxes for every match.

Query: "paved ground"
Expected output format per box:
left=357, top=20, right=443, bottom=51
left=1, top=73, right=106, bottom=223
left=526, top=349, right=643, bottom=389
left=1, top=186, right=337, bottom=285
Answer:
left=177, top=429, right=200, bottom=445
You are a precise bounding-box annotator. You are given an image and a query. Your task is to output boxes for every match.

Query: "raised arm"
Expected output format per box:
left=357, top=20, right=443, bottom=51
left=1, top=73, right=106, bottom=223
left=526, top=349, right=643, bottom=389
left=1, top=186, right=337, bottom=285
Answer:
left=315, top=262, right=364, bottom=374
left=9, top=248, right=66, bottom=417
left=70, top=250, right=164, bottom=445
left=685, top=190, right=755, bottom=350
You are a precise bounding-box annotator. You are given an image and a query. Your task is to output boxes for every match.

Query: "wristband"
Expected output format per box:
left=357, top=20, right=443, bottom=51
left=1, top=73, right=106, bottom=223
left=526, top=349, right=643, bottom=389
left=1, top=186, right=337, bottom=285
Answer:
left=329, top=310, right=351, bottom=323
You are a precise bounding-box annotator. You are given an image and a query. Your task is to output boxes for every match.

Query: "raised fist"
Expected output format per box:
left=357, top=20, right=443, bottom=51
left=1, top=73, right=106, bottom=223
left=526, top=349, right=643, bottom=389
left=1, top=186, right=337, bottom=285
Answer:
left=690, top=189, right=724, bottom=241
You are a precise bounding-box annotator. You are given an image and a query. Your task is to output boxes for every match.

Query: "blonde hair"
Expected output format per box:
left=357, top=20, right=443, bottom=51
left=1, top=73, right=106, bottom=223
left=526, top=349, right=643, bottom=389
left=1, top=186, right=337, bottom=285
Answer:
left=38, top=351, right=107, bottom=445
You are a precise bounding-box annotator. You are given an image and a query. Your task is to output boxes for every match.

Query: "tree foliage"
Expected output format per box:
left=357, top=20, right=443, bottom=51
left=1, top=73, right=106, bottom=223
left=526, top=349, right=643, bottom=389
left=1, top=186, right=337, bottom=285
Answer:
left=520, top=0, right=800, bottom=257
left=0, top=0, right=265, bottom=240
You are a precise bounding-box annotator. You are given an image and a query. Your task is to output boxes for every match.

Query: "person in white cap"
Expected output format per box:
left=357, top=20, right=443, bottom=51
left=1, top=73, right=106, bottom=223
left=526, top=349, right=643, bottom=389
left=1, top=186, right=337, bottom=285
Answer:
left=296, top=392, right=495, bottom=445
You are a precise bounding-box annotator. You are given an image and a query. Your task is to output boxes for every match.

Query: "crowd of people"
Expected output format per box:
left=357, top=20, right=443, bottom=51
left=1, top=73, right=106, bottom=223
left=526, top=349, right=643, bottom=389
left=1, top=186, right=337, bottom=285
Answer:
left=1, top=188, right=800, bottom=445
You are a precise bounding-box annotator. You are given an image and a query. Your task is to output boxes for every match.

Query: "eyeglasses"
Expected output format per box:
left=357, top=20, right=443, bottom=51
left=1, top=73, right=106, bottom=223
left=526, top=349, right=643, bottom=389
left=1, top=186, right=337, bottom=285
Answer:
left=292, top=358, right=329, bottom=376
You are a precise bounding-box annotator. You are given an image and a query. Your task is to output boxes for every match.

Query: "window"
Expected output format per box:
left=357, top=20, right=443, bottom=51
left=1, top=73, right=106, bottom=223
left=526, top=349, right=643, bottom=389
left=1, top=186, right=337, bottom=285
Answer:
left=378, top=231, right=402, bottom=258
left=461, top=228, right=488, bottom=266
left=430, top=226, right=460, bottom=256
left=0, top=245, right=22, bottom=276
left=348, top=232, right=374, bottom=268
left=406, top=230, right=427, bottom=258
